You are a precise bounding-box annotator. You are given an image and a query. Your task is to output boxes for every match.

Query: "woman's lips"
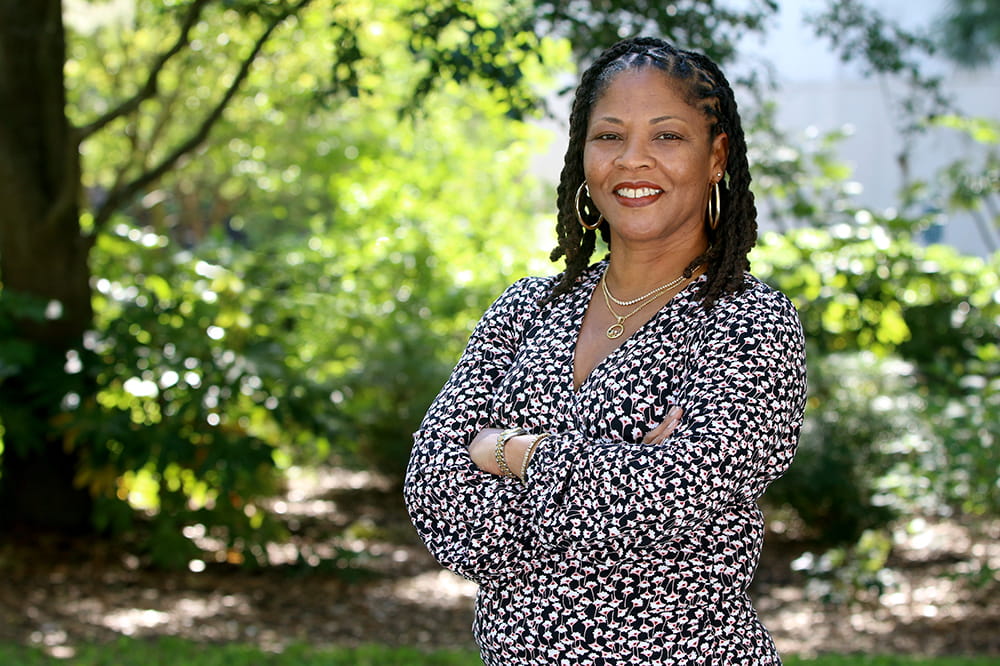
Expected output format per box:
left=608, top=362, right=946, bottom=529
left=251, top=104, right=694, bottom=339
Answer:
left=613, top=183, right=664, bottom=207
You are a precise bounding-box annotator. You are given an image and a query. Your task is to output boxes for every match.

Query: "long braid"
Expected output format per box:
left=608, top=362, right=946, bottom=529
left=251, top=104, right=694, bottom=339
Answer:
left=542, top=38, right=757, bottom=310
left=681, top=49, right=757, bottom=309
left=544, top=42, right=633, bottom=302
left=545, top=39, right=646, bottom=303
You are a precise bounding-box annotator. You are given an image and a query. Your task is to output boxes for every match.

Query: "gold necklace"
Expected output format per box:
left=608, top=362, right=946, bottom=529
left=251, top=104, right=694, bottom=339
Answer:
left=600, top=273, right=683, bottom=339
left=601, top=271, right=688, bottom=307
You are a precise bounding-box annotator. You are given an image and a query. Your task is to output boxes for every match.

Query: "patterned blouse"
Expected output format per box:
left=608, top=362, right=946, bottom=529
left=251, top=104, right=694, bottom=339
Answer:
left=405, top=260, right=807, bottom=665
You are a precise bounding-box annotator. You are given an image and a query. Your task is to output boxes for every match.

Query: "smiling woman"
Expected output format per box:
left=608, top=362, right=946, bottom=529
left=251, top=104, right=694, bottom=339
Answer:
left=405, top=37, right=807, bottom=665
left=583, top=68, right=726, bottom=251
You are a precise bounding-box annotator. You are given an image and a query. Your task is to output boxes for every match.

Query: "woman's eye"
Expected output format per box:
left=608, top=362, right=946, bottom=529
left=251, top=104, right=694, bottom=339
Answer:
left=657, top=132, right=681, bottom=141
left=596, top=133, right=620, bottom=140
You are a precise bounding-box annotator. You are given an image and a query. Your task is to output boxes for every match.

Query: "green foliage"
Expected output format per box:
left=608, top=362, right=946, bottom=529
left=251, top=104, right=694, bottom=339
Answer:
left=69, top=227, right=341, bottom=566
left=757, top=219, right=1000, bottom=534
left=532, top=0, right=778, bottom=68
left=937, top=0, right=1000, bottom=67
left=51, top=0, right=563, bottom=564
left=806, top=0, right=948, bottom=136
left=0, top=292, right=54, bottom=458
left=749, top=116, right=999, bottom=597
left=770, top=352, right=911, bottom=544
left=920, top=115, right=1000, bottom=254
left=0, top=291, right=49, bottom=383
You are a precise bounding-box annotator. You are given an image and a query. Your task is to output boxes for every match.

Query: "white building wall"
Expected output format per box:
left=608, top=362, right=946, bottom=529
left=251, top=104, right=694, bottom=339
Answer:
left=766, top=71, right=999, bottom=255
left=739, top=0, right=1000, bottom=256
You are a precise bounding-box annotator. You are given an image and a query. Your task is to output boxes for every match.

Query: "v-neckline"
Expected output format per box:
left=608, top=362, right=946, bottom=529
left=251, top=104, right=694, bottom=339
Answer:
left=568, top=263, right=701, bottom=395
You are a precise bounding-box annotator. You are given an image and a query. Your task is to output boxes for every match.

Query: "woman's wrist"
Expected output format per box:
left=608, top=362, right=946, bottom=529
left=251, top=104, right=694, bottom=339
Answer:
left=495, top=427, right=526, bottom=478
left=514, top=432, right=553, bottom=480
left=478, top=428, right=555, bottom=479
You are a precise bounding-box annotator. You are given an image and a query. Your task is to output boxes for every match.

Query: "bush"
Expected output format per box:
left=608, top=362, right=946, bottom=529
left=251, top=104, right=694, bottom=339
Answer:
left=767, top=352, right=920, bottom=545
left=756, top=220, right=999, bottom=535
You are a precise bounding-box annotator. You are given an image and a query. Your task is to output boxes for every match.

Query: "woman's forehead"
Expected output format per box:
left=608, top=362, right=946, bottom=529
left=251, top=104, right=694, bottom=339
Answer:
left=591, top=69, right=703, bottom=119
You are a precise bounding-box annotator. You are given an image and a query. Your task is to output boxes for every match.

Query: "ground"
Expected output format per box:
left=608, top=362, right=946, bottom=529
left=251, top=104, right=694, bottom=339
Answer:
left=1, top=467, right=997, bottom=660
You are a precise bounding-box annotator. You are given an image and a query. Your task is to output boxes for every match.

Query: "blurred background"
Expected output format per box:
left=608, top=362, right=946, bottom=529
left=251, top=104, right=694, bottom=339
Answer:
left=0, top=0, right=997, bottom=663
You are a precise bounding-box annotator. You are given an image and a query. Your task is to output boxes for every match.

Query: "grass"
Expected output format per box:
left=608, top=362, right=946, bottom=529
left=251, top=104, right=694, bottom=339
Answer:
left=0, top=639, right=995, bottom=665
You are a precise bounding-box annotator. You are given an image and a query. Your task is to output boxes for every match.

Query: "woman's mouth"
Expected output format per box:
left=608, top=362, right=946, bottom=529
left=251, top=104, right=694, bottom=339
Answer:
left=614, top=185, right=663, bottom=206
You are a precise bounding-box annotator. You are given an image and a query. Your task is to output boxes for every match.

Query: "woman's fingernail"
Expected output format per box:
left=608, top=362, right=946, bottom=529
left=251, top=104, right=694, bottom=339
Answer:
left=667, top=405, right=681, bottom=418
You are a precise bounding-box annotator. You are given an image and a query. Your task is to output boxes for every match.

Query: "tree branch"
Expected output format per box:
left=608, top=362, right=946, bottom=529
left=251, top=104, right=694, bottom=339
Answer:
left=91, top=0, right=311, bottom=232
left=77, top=0, right=211, bottom=141
left=969, top=207, right=999, bottom=254
left=981, top=192, right=999, bottom=226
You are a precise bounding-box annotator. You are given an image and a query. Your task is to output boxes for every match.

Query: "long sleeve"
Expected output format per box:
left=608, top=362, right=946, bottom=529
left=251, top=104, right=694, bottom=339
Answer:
left=522, top=286, right=807, bottom=553
left=403, top=278, right=549, bottom=583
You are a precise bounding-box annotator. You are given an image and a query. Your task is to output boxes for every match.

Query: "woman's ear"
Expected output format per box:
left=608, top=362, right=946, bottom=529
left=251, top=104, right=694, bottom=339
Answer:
left=711, top=132, right=729, bottom=177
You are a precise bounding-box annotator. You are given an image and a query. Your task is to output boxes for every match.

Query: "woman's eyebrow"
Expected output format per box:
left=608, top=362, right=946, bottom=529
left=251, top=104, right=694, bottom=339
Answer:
left=594, top=115, right=681, bottom=125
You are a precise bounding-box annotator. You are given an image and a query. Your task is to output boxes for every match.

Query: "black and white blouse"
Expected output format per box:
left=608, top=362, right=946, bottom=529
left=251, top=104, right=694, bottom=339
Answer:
left=405, top=260, right=807, bottom=665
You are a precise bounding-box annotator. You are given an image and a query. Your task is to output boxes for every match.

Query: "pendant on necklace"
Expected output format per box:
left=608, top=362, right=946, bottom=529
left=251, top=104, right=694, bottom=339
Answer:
left=606, top=319, right=625, bottom=339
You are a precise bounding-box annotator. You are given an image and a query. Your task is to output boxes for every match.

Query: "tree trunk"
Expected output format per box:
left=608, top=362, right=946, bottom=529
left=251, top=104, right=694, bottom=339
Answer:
left=0, top=0, right=94, bottom=531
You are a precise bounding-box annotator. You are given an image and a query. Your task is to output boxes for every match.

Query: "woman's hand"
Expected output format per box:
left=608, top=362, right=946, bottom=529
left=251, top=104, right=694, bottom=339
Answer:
left=468, top=428, right=503, bottom=475
left=641, top=405, right=683, bottom=444
left=469, top=428, right=531, bottom=477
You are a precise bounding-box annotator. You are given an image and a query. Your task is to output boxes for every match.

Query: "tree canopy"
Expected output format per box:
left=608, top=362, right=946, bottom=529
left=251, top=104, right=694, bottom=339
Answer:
left=938, top=0, right=1000, bottom=66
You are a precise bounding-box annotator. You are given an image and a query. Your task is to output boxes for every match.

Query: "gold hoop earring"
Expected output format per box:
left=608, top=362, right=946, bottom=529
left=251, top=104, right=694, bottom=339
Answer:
left=575, top=182, right=604, bottom=231
left=707, top=179, right=722, bottom=230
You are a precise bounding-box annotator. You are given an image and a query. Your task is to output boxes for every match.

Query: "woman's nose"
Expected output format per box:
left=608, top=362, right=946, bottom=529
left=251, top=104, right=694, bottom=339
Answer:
left=615, top=137, right=654, bottom=169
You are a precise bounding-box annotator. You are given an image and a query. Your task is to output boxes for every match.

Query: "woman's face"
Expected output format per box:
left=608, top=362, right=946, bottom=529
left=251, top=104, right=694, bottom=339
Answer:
left=583, top=67, right=728, bottom=249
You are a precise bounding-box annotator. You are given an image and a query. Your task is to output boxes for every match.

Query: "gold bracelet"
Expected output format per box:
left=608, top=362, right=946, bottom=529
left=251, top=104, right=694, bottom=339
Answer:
left=495, top=427, right=526, bottom=478
left=518, top=432, right=551, bottom=482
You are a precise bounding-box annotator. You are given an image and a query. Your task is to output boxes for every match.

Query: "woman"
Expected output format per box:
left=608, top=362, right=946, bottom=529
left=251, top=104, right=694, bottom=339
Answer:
left=405, top=36, right=807, bottom=665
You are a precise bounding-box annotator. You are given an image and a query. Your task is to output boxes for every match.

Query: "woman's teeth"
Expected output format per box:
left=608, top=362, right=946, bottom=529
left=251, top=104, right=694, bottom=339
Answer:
left=615, top=187, right=661, bottom=198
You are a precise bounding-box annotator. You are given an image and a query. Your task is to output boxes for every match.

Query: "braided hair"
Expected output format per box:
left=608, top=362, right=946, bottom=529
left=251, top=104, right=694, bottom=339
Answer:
left=544, top=37, right=757, bottom=310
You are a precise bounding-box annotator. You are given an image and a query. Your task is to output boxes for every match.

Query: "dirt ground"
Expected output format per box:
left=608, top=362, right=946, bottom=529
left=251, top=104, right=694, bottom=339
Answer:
left=1, top=467, right=997, bottom=660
